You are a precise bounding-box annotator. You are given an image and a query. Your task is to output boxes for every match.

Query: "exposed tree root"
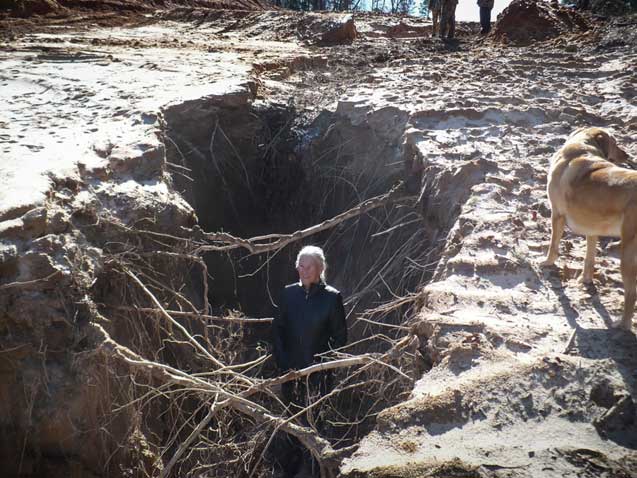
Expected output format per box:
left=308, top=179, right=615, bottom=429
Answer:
left=89, top=182, right=427, bottom=477
left=192, top=181, right=411, bottom=254
left=95, top=321, right=402, bottom=478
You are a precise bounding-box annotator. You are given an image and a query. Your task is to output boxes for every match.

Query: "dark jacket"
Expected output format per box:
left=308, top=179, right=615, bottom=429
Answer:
left=273, top=281, right=347, bottom=371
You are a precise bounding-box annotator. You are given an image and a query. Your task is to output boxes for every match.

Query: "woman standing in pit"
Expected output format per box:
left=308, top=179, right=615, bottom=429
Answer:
left=272, top=245, right=347, bottom=408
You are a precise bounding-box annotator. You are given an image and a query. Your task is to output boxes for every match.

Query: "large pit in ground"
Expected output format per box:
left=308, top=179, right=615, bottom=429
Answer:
left=162, top=90, right=442, bottom=341
left=158, top=87, right=486, bottom=468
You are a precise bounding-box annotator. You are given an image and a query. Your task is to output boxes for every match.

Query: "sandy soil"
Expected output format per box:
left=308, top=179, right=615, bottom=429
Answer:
left=1, top=2, right=637, bottom=477
left=336, top=12, right=637, bottom=478
left=0, top=13, right=308, bottom=220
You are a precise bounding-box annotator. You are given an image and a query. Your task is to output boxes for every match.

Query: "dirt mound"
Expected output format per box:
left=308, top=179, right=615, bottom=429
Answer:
left=0, top=0, right=269, bottom=17
left=1, top=0, right=63, bottom=16
left=491, top=0, right=591, bottom=45
left=170, top=10, right=359, bottom=45
left=386, top=21, right=429, bottom=38
left=319, top=15, right=357, bottom=44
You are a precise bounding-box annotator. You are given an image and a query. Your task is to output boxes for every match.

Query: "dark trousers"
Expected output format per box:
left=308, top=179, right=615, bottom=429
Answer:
left=281, top=371, right=333, bottom=420
left=277, top=372, right=333, bottom=477
left=440, top=7, right=456, bottom=39
left=480, top=7, right=492, bottom=34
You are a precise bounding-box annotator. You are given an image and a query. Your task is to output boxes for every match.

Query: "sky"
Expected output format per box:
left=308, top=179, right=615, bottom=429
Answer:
left=356, top=0, right=513, bottom=22
left=451, top=0, right=512, bottom=21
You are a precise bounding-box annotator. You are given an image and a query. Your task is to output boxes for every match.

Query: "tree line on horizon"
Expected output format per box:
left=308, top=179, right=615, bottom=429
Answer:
left=268, top=0, right=431, bottom=15
left=274, top=0, right=637, bottom=14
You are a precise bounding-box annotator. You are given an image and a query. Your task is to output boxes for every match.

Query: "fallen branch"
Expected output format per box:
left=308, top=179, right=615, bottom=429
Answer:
left=125, top=269, right=229, bottom=371
left=159, top=356, right=373, bottom=478
left=113, top=306, right=273, bottom=324
left=0, top=271, right=61, bottom=290
left=193, top=182, right=409, bottom=255
left=112, top=333, right=397, bottom=478
left=101, top=329, right=341, bottom=478
left=231, top=399, right=340, bottom=476
left=160, top=399, right=218, bottom=478
left=254, top=355, right=379, bottom=392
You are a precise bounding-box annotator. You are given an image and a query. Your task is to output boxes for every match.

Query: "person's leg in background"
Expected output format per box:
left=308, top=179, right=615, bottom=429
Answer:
left=480, top=6, right=492, bottom=34
left=448, top=7, right=456, bottom=39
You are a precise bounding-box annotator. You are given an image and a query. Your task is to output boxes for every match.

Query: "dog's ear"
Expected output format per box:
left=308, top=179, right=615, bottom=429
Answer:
left=593, top=129, right=611, bottom=158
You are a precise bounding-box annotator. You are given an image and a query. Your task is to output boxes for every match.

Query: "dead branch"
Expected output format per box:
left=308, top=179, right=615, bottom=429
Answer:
left=160, top=399, right=218, bottom=478
left=125, top=269, right=228, bottom=371
left=158, top=361, right=367, bottom=478
left=193, top=182, right=410, bottom=254
left=562, top=327, right=578, bottom=354
left=101, top=329, right=342, bottom=478
left=136, top=250, right=210, bottom=314
left=254, top=355, right=379, bottom=392
left=105, top=312, right=404, bottom=478
left=0, top=271, right=61, bottom=290
left=231, top=400, right=340, bottom=476
left=113, top=306, right=273, bottom=324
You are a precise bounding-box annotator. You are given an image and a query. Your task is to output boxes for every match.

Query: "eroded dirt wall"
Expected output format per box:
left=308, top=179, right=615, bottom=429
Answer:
left=0, top=158, right=197, bottom=477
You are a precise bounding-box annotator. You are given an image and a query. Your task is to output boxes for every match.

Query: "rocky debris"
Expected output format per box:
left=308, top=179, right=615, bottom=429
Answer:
left=491, top=0, right=591, bottom=45
left=598, top=15, right=637, bottom=48
left=589, top=0, right=630, bottom=17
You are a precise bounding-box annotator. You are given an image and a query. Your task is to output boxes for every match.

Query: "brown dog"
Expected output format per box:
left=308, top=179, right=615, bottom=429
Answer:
left=541, top=127, right=633, bottom=329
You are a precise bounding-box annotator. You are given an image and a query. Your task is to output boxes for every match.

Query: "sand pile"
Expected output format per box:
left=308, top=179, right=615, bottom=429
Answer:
left=491, top=0, right=591, bottom=45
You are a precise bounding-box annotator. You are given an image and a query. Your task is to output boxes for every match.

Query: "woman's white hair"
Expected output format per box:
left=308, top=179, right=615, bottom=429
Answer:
left=296, top=245, right=327, bottom=281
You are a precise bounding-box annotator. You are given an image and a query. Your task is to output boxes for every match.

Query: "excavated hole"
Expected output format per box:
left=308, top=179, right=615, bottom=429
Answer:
left=162, top=94, right=462, bottom=461
left=164, top=97, right=443, bottom=340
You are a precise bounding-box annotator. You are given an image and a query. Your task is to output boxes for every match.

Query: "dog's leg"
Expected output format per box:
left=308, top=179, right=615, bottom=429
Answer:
left=615, top=225, right=637, bottom=330
left=541, top=213, right=566, bottom=266
left=579, top=235, right=598, bottom=284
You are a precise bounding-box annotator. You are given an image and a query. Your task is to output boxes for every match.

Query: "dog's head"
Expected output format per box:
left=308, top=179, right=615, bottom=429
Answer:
left=569, top=127, right=629, bottom=164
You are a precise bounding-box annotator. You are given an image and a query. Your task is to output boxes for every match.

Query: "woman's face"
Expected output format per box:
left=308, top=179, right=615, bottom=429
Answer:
left=297, top=255, right=322, bottom=287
